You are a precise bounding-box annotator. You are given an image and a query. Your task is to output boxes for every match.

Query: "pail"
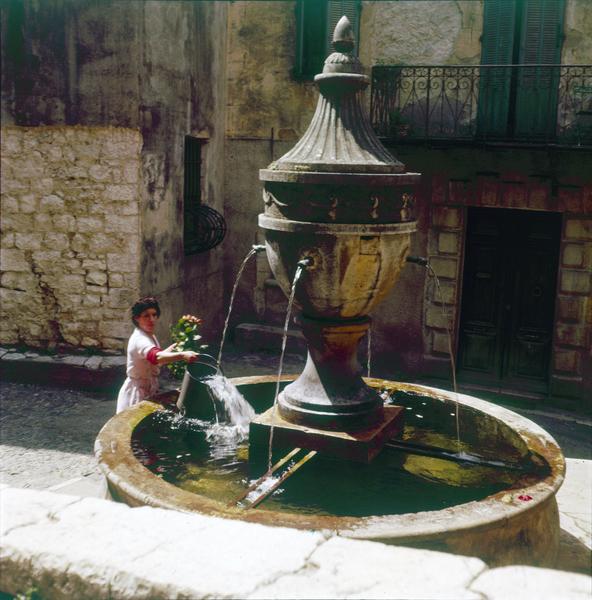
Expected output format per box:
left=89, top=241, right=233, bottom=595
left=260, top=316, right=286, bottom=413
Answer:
left=176, top=354, right=221, bottom=419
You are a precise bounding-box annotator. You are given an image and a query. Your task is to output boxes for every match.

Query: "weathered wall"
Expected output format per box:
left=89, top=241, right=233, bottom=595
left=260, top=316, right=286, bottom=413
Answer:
left=359, top=1, right=483, bottom=67
left=562, top=0, right=592, bottom=64
left=0, top=126, right=142, bottom=350
left=1, top=0, right=227, bottom=348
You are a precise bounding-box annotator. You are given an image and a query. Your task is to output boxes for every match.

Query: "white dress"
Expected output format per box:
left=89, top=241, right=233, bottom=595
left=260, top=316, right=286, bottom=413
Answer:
left=116, top=328, right=161, bottom=413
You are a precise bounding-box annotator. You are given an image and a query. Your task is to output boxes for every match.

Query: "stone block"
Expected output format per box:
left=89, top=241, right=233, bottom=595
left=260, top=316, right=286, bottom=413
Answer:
left=52, top=214, right=77, bottom=232
left=583, top=185, right=592, bottom=213
left=122, top=162, right=140, bottom=184
left=77, top=217, right=104, bottom=233
left=430, top=280, right=456, bottom=305
left=2, top=195, right=19, bottom=212
left=527, top=180, right=551, bottom=210
left=477, top=175, right=499, bottom=207
left=1, top=271, right=37, bottom=292
left=558, top=186, right=583, bottom=213
left=431, top=174, right=447, bottom=204
left=501, top=181, right=527, bottom=208
left=99, top=320, right=129, bottom=339
left=429, top=256, right=457, bottom=279
left=88, top=164, right=111, bottom=182
left=437, top=232, right=459, bottom=254
left=432, top=206, right=462, bottom=229
left=556, top=325, right=587, bottom=348
left=562, top=243, right=584, bottom=267
left=557, top=296, right=582, bottom=323
left=108, top=273, right=124, bottom=288
left=59, top=274, right=85, bottom=293
left=0, top=249, right=30, bottom=272
left=39, top=194, right=64, bottom=212
left=86, top=271, right=107, bottom=286
left=2, top=213, right=34, bottom=232
left=14, top=233, right=42, bottom=251
left=1, top=232, right=15, bottom=248
left=565, top=219, right=592, bottom=241
left=432, top=330, right=451, bottom=355
left=1, top=130, right=22, bottom=154
left=553, top=349, right=580, bottom=374
left=30, top=177, right=54, bottom=193
left=106, top=288, right=136, bottom=309
left=426, top=305, right=451, bottom=330
left=560, top=270, right=590, bottom=294
left=18, top=194, right=37, bottom=214
left=106, top=252, right=138, bottom=272
left=43, top=233, right=69, bottom=251
left=106, top=215, right=138, bottom=234
left=32, top=214, right=55, bottom=232
left=105, top=184, right=137, bottom=202
left=448, top=179, right=471, bottom=205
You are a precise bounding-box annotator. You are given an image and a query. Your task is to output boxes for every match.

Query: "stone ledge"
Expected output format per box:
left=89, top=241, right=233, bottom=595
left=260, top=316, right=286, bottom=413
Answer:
left=1, top=486, right=589, bottom=600
left=0, top=346, right=125, bottom=391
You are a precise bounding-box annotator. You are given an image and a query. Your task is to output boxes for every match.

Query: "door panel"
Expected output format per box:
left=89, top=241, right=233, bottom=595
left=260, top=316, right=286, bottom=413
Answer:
left=458, top=208, right=560, bottom=393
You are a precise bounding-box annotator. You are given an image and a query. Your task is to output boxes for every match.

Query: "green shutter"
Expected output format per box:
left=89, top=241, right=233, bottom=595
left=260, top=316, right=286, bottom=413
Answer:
left=513, top=0, right=564, bottom=139
left=294, top=0, right=329, bottom=79
left=325, top=0, right=361, bottom=56
left=477, top=0, right=517, bottom=138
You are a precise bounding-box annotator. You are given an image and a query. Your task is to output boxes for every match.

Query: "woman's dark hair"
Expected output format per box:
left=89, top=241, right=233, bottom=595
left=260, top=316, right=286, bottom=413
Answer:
left=131, top=296, right=160, bottom=325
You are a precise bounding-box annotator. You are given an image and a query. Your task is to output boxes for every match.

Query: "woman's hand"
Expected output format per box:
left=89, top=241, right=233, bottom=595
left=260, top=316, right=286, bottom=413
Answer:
left=182, top=351, right=199, bottom=363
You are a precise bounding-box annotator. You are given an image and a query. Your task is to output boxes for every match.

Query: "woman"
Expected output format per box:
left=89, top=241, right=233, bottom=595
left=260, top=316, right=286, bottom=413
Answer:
left=116, top=296, right=199, bottom=413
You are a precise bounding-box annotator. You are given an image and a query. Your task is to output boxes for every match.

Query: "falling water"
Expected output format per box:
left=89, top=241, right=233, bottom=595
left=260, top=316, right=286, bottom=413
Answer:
left=216, top=245, right=266, bottom=368
left=204, top=374, right=255, bottom=436
left=427, top=263, right=461, bottom=451
left=267, top=260, right=310, bottom=470
left=366, top=326, right=372, bottom=378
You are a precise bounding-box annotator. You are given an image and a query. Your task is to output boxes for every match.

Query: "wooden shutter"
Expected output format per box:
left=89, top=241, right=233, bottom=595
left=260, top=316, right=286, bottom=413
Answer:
left=513, top=0, right=565, bottom=139
left=477, top=0, right=517, bottom=138
left=294, top=0, right=329, bottom=79
left=325, top=0, right=361, bottom=56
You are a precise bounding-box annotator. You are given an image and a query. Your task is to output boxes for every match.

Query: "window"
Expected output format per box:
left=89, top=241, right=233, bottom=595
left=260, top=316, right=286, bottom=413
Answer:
left=294, top=0, right=361, bottom=80
left=478, top=0, right=565, bottom=139
left=183, top=136, right=203, bottom=256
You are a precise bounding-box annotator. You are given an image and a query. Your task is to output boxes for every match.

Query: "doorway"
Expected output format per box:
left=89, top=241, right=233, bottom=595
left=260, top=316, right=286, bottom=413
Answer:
left=458, top=207, right=561, bottom=394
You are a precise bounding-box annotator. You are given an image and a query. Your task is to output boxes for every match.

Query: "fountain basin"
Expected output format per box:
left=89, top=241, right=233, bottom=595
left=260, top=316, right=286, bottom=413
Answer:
left=95, top=377, right=565, bottom=568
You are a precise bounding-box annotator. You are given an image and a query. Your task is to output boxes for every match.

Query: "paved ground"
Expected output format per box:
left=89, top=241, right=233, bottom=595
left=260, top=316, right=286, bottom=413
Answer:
left=1, top=346, right=590, bottom=574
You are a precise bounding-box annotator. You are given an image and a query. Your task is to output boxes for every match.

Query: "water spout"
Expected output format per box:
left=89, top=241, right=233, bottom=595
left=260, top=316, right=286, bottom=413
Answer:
left=216, top=245, right=267, bottom=368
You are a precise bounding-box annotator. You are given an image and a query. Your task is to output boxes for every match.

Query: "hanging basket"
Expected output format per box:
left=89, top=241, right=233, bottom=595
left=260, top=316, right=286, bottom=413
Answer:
left=185, top=205, right=227, bottom=254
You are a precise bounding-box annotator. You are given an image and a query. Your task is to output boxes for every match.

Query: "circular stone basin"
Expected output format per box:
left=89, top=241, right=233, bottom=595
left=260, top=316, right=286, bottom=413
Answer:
left=95, top=377, right=565, bottom=567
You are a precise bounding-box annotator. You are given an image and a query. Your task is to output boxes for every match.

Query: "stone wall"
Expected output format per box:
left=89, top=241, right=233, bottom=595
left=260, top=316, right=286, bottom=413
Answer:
left=0, top=126, right=142, bottom=350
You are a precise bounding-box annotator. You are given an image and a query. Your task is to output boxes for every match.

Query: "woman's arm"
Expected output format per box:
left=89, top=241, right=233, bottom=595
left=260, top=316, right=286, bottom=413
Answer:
left=154, top=349, right=199, bottom=366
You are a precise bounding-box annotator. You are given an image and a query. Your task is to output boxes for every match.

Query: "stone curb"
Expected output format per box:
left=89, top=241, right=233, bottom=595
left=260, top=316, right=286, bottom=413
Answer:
left=0, top=346, right=126, bottom=392
left=2, top=486, right=590, bottom=600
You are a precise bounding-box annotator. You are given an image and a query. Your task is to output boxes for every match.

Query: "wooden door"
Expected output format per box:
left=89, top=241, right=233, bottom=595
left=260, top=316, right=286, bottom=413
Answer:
left=458, top=208, right=561, bottom=394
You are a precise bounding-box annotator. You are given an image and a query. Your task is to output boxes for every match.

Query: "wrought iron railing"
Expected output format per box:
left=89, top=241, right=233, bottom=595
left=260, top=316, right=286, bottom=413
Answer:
left=371, top=65, right=592, bottom=146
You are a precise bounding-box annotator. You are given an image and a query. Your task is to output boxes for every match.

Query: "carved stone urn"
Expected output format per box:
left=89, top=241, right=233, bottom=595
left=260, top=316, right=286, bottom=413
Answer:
left=258, top=17, right=420, bottom=432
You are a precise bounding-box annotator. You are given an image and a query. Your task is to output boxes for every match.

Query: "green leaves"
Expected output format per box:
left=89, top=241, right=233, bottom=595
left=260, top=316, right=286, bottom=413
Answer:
left=167, top=315, right=208, bottom=380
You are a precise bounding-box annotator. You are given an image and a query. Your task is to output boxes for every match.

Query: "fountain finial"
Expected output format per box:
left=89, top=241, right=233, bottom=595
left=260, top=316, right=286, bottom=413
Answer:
left=332, top=15, right=355, bottom=52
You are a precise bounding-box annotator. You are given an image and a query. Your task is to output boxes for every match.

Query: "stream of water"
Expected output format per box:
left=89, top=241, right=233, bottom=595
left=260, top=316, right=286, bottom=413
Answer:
left=216, top=245, right=265, bottom=368
left=267, top=261, right=309, bottom=470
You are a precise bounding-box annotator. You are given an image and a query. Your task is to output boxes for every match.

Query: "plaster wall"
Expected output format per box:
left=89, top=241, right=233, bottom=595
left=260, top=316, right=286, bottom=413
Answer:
left=562, top=0, right=592, bottom=65
left=0, top=0, right=228, bottom=348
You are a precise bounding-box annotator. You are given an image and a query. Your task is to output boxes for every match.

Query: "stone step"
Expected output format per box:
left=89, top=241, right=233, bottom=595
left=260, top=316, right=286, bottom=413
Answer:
left=234, top=323, right=307, bottom=355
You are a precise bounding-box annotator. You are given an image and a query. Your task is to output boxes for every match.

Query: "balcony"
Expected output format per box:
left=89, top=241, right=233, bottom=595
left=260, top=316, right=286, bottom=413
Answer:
left=371, top=65, right=592, bottom=147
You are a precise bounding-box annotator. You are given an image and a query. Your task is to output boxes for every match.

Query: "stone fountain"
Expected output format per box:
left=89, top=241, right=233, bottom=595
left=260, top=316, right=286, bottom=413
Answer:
left=251, top=17, right=419, bottom=462
left=95, top=17, right=565, bottom=567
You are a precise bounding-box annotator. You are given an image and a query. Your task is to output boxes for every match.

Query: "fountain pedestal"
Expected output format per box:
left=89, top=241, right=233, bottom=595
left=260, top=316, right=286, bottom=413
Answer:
left=278, top=315, right=382, bottom=430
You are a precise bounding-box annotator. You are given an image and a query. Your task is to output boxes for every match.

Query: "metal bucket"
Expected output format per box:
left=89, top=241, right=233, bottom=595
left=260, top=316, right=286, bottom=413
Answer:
left=176, top=353, right=221, bottom=420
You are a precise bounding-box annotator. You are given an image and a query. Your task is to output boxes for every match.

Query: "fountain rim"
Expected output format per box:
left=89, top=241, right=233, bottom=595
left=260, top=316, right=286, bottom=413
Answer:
left=260, top=169, right=421, bottom=184
left=258, top=214, right=417, bottom=235
left=94, top=377, right=565, bottom=542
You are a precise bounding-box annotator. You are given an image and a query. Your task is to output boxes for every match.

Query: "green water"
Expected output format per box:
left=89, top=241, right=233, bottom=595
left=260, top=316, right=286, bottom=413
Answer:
left=131, top=389, right=534, bottom=517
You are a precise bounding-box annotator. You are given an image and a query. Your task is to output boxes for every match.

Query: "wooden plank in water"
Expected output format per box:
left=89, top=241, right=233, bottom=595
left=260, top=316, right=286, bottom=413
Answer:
left=229, top=447, right=302, bottom=507
left=246, top=450, right=317, bottom=510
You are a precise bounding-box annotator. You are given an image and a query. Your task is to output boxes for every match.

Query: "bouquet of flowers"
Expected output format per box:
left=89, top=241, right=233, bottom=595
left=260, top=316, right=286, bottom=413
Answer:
left=167, top=314, right=208, bottom=380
